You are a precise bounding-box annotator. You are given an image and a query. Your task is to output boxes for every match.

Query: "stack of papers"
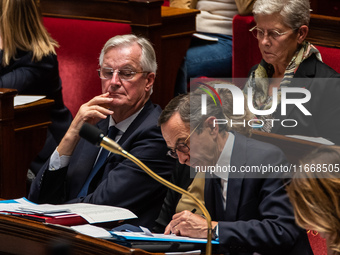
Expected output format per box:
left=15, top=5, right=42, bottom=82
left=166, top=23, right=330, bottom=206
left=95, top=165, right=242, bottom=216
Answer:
left=0, top=198, right=137, bottom=225
left=110, top=231, right=219, bottom=244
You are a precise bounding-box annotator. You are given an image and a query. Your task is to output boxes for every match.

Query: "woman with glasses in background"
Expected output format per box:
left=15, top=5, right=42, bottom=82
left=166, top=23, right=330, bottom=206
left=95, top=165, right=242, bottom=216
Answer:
left=243, top=0, right=340, bottom=145
left=0, top=0, right=72, bottom=175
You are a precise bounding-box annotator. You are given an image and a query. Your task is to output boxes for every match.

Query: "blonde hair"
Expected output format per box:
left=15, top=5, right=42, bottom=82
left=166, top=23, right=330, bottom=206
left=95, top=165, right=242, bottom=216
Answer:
left=286, top=146, right=340, bottom=255
left=0, top=0, right=58, bottom=66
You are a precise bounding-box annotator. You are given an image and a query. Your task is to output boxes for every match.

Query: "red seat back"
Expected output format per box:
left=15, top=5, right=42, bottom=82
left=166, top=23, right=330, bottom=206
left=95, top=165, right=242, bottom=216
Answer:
left=43, top=17, right=131, bottom=116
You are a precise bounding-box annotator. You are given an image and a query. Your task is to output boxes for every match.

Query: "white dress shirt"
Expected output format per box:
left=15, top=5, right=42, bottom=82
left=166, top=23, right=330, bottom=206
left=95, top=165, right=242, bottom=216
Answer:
left=213, top=132, right=235, bottom=207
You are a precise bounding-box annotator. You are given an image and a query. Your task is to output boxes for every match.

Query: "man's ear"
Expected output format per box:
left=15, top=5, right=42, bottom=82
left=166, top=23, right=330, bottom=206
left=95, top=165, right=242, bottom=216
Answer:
left=206, top=116, right=219, bottom=137
left=145, top=72, right=155, bottom=92
left=297, top=25, right=308, bottom=44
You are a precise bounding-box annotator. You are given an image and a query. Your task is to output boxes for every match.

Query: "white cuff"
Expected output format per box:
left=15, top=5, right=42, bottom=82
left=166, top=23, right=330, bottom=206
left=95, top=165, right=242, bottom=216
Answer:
left=49, top=148, right=71, bottom=171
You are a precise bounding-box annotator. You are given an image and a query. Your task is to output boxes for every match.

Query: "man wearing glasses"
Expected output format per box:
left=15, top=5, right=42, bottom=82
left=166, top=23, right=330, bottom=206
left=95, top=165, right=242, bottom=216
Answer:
left=158, top=91, right=313, bottom=254
left=29, top=34, right=176, bottom=229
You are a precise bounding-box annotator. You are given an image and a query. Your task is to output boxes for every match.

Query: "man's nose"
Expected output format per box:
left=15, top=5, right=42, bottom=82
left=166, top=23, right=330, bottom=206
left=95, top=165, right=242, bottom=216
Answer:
left=177, top=151, right=189, bottom=165
left=109, top=70, right=121, bottom=84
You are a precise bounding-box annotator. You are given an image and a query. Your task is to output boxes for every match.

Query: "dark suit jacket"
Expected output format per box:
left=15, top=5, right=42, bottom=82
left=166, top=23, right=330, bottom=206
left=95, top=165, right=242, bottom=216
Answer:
left=0, top=50, right=73, bottom=173
left=250, top=54, right=340, bottom=145
left=205, top=132, right=313, bottom=255
left=29, top=100, right=176, bottom=228
left=154, top=132, right=312, bottom=254
left=153, top=162, right=196, bottom=233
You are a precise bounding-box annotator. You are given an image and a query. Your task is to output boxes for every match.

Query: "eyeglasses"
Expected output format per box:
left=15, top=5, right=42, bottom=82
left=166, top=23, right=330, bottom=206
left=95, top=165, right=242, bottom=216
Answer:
left=97, top=67, right=149, bottom=81
left=167, top=121, right=202, bottom=159
left=249, top=26, right=293, bottom=41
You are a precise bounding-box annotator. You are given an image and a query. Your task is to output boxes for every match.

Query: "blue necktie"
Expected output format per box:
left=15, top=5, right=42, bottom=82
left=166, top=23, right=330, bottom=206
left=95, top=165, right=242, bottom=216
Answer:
left=77, top=126, right=120, bottom=198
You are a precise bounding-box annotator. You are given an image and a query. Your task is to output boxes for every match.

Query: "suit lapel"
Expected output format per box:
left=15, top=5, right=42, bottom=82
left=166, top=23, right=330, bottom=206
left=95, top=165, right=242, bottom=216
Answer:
left=84, top=101, right=157, bottom=195
left=116, top=100, right=155, bottom=146
left=225, top=132, right=246, bottom=221
left=204, top=132, right=247, bottom=222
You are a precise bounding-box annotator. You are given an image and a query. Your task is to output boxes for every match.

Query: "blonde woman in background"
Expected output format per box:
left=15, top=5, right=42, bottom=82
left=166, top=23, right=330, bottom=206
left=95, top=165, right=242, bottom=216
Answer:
left=287, top=146, right=340, bottom=255
left=0, top=0, right=72, bottom=174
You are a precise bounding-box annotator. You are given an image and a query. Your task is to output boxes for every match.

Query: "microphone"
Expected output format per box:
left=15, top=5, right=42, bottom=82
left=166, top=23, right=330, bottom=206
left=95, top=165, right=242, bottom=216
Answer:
left=79, top=122, right=123, bottom=155
left=79, top=123, right=213, bottom=255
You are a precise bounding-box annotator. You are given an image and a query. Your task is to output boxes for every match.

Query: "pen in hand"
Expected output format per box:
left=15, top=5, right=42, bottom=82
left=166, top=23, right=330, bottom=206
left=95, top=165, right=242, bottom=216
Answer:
left=170, top=209, right=197, bottom=235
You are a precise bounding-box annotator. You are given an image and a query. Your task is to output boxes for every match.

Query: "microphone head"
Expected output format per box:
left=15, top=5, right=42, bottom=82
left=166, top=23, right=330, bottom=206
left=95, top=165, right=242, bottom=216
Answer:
left=79, top=123, right=104, bottom=146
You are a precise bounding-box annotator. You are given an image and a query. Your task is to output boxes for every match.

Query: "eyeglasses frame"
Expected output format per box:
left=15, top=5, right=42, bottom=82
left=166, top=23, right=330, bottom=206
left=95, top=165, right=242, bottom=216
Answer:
left=167, top=121, right=203, bottom=159
left=97, top=67, right=149, bottom=81
left=249, top=26, right=294, bottom=40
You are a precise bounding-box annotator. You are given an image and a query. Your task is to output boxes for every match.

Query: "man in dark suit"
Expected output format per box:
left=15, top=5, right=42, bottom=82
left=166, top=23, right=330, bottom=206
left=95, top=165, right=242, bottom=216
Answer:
left=29, top=34, right=176, bottom=229
left=158, top=91, right=313, bottom=254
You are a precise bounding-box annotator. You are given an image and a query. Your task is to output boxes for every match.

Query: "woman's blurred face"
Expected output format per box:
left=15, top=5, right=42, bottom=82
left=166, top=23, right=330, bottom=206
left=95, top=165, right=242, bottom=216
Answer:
left=255, top=14, right=301, bottom=68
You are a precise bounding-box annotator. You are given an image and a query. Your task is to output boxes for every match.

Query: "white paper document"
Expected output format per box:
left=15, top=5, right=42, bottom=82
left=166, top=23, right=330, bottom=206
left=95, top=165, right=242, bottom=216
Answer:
left=63, top=203, right=137, bottom=223
left=14, top=95, right=46, bottom=106
left=71, top=224, right=112, bottom=238
left=0, top=198, right=137, bottom=224
left=286, top=135, right=335, bottom=145
left=165, top=250, right=201, bottom=255
left=111, top=231, right=219, bottom=244
left=17, top=203, right=137, bottom=223
left=0, top=197, right=35, bottom=213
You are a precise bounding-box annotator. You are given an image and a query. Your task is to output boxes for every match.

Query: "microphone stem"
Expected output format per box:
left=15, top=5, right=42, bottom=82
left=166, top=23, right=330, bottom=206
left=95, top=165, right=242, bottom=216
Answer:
left=101, top=143, right=212, bottom=255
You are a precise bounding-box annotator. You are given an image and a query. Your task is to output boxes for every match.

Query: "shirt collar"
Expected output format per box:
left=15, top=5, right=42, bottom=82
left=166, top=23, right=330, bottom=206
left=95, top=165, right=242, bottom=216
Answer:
left=214, top=132, right=235, bottom=181
left=109, top=107, right=144, bottom=133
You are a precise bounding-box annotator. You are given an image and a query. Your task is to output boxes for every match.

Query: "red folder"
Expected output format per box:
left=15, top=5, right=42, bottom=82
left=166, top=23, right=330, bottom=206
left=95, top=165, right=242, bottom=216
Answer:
left=4, top=212, right=88, bottom=226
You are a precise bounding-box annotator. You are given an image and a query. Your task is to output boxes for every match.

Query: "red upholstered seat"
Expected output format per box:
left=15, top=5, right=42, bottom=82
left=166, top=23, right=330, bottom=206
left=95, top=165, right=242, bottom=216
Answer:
left=232, top=15, right=261, bottom=79
left=307, top=231, right=328, bottom=255
left=316, top=45, right=340, bottom=74
left=43, top=17, right=131, bottom=116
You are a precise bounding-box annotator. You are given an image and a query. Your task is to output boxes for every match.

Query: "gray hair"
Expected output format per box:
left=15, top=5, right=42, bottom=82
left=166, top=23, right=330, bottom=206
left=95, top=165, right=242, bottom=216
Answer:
left=253, top=0, right=310, bottom=29
left=98, top=34, right=157, bottom=74
left=159, top=91, right=228, bottom=134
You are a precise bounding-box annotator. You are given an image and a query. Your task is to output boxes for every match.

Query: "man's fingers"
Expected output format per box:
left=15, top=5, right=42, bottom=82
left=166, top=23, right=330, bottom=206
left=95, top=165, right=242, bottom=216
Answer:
left=164, top=224, right=171, bottom=235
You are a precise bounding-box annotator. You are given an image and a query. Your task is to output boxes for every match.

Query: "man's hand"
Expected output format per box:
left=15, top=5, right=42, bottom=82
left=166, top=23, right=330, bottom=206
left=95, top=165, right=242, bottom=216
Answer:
left=71, top=92, right=114, bottom=132
left=57, top=93, right=114, bottom=156
left=164, top=210, right=218, bottom=239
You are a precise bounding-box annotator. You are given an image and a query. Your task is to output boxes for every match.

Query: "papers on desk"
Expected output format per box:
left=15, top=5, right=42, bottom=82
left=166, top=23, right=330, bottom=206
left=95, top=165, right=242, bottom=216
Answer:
left=110, top=231, right=219, bottom=244
left=286, top=135, right=335, bottom=145
left=14, top=95, right=46, bottom=106
left=71, top=224, right=112, bottom=238
left=0, top=198, right=137, bottom=225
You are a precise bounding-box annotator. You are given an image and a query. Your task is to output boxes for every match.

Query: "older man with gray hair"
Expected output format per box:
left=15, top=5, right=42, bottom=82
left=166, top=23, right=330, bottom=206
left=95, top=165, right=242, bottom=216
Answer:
left=29, top=34, right=175, bottom=229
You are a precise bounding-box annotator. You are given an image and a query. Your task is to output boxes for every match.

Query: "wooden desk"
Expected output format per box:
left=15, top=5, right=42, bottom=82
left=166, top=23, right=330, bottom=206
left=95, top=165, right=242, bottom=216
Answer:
left=0, top=214, right=161, bottom=255
left=0, top=89, right=54, bottom=199
left=307, top=14, right=340, bottom=48
left=39, top=0, right=199, bottom=109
